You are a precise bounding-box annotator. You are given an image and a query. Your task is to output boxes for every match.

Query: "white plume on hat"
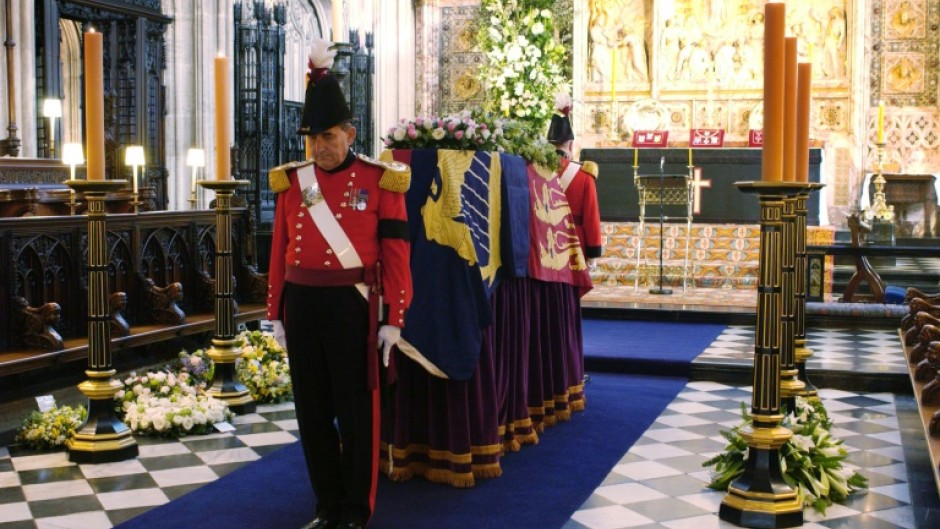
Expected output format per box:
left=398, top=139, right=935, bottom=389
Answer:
left=309, top=36, right=336, bottom=70
left=554, top=91, right=572, bottom=113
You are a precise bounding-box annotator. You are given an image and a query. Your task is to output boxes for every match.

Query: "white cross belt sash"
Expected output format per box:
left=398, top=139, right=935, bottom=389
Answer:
left=559, top=161, right=581, bottom=191
left=296, top=164, right=369, bottom=298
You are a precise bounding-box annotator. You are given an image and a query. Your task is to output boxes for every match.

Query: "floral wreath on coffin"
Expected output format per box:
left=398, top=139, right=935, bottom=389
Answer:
left=383, top=110, right=560, bottom=170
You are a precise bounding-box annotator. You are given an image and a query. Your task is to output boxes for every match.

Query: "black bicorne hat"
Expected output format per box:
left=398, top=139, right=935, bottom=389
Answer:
left=298, top=71, right=352, bottom=136
left=547, top=113, right=574, bottom=144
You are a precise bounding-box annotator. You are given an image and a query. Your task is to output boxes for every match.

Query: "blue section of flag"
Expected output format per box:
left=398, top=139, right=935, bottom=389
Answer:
left=499, top=153, right=530, bottom=278
left=401, top=149, right=491, bottom=380
left=459, top=151, right=492, bottom=270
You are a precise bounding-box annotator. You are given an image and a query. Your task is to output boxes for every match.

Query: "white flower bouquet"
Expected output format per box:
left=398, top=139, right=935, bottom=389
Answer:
left=476, top=0, right=567, bottom=133
left=703, top=398, right=868, bottom=514
left=235, top=329, right=293, bottom=404
left=15, top=405, right=87, bottom=450
left=116, top=370, right=232, bottom=437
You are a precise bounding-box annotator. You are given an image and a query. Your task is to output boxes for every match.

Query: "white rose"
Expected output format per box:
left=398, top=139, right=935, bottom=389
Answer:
left=181, top=417, right=195, bottom=431
left=152, top=416, right=166, bottom=431
left=431, top=128, right=446, bottom=140
left=531, top=22, right=544, bottom=35
left=392, top=128, right=406, bottom=141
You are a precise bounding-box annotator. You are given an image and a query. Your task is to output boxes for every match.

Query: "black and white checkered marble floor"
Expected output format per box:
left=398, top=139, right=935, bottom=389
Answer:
left=695, top=325, right=909, bottom=374
left=1, top=326, right=938, bottom=529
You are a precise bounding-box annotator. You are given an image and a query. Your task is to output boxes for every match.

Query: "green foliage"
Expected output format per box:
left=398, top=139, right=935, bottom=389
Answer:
left=703, top=399, right=868, bottom=515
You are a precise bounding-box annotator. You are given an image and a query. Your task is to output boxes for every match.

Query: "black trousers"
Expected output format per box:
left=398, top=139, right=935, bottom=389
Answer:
left=283, top=282, right=379, bottom=525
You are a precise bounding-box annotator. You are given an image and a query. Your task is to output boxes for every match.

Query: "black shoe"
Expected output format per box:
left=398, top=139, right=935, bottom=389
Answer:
left=300, top=518, right=337, bottom=529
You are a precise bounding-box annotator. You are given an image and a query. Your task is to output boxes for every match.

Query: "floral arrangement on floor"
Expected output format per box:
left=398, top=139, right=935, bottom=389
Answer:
left=703, top=397, right=868, bottom=514
left=15, top=405, right=87, bottom=450
left=235, top=329, right=293, bottom=404
left=475, top=0, right=567, bottom=132
left=382, top=110, right=560, bottom=169
left=116, top=370, right=232, bottom=437
left=173, top=348, right=214, bottom=388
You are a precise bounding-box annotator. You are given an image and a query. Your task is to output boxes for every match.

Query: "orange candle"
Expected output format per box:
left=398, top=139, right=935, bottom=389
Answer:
left=783, top=37, right=798, bottom=182
left=84, top=30, right=104, bottom=180
left=214, top=55, right=230, bottom=180
left=761, top=1, right=786, bottom=182
left=876, top=100, right=885, bottom=144
left=795, top=62, right=812, bottom=182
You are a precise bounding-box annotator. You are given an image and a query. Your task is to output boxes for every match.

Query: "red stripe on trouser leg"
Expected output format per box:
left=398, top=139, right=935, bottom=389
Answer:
left=366, top=386, right=380, bottom=523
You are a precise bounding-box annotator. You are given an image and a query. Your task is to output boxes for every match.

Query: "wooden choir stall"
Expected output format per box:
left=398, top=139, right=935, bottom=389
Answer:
left=0, top=158, right=267, bottom=383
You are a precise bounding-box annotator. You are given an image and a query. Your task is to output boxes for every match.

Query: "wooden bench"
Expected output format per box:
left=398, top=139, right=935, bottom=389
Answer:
left=808, top=215, right=940, bottom=303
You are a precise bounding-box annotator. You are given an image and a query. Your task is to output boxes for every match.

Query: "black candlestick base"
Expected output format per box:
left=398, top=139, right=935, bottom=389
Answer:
left=650, top=287, right=673, bottom=295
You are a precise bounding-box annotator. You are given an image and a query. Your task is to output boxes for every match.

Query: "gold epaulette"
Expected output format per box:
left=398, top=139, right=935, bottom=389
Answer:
left=361, top=152, right=411, bottom=193
left=582, top=160, right=599, bottom=179
left=268, top=160, right=314, bottom=193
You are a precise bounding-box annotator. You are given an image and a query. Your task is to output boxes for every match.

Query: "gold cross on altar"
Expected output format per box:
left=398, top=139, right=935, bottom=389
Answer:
left=692, top=166, right=711, bottom=214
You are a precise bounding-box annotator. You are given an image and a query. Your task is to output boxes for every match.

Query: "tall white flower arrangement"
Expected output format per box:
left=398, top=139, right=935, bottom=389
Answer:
left=477, top=0, right=568, bottom=133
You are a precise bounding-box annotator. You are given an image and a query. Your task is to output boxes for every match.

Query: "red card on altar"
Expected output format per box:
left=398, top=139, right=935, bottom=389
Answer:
left=690, top=128, right=725, bottom=148
left=632, top=130, right=669, bottom=147
left=748, top=129, right=764, bottom=147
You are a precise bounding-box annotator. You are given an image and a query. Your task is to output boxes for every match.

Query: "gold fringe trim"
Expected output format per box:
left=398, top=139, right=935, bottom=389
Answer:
left=502, top=438, right=521, bottom=453
left=425, top=467, right=475, bottom=488
left=569, top=398, right=586, bottom=413
left=555, top=408, right=572, bottom=422
left=472, top=463, right=503, bottom=479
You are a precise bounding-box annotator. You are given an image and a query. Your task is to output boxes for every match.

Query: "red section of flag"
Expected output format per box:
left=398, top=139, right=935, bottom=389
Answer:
left=748, top=129, right=764, bottom=147
left=690, top=128, right=725, bottom=148
left=631, top=130, right=670, bottom=147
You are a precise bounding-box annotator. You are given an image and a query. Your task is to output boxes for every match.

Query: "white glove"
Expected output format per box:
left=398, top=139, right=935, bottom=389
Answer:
left=588, top=258, right=598, bottom=270
left=377, top=325, right=401, bottom=367
left=271, top=320, right=287, bottom=350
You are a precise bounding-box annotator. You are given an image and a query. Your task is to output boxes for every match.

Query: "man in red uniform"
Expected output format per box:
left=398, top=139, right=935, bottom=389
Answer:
left=547, top=94, right=602, bottom=263
left=267, top=38, right=411, bottom=529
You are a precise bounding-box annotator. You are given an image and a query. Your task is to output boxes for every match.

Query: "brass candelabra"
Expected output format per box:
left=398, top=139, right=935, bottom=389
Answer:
left=865, top=142, right=894, bottom=222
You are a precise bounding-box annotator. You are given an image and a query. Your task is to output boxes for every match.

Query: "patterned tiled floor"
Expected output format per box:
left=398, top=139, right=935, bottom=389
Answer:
left=696, top=325, right=909, bottom=374
left=1, top=326, right=937, bottom=529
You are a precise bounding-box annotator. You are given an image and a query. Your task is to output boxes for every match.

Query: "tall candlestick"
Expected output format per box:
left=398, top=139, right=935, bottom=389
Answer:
left=761, top=2, right=786, bottom=182
left=214, top=55, right=231, bottom=181
left=688, top=147, right=693, bottom=167
left=795, top=62, right=812, bottom=182
left=332, top=0, right=344, bottom=42
left=84, top=30, right=105, bottom=180
left=877, top=100, right=885, bottom=143
left=783, top=37, right=798, bottom=182
left=634, top=148, right=638, bottom=167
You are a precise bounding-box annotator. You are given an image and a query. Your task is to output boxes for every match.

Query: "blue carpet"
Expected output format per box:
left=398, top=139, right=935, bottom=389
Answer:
left=583, top=318, right=726, bottom=376
left=116, top=373, right=686, bottom=529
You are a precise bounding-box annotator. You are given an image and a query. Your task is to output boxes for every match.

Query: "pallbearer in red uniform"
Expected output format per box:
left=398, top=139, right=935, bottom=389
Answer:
left=266, top=37, right=411, bottom=529
left=547, top=92, right=602, bottom=263
left=546, top=91, right=602, bottom=410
